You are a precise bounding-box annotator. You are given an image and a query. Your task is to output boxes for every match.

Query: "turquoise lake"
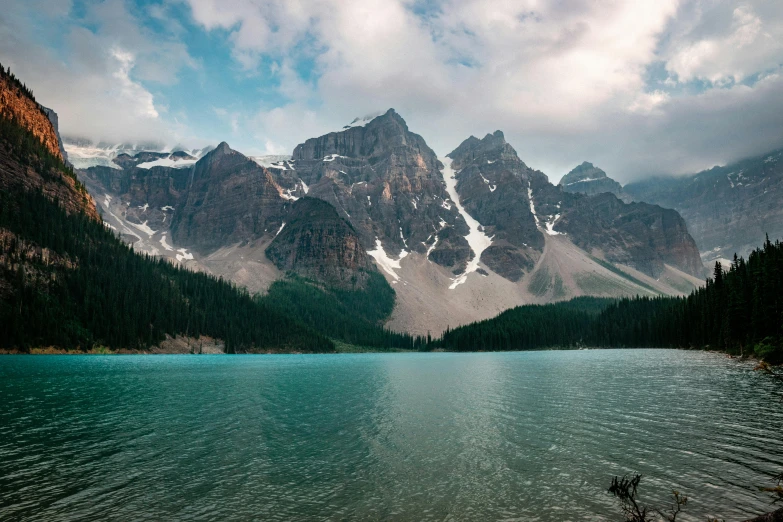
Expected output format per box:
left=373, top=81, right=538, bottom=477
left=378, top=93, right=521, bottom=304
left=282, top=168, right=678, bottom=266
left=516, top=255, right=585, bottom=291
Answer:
left=1, top=350, right=782, bottom=521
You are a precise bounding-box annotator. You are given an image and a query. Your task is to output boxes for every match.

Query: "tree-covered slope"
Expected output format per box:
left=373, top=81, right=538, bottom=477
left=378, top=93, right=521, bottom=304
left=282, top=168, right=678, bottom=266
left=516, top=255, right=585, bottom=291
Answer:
left=0, top=107, right=333, bottom=353
left=260, top=272, right=426, bottom=350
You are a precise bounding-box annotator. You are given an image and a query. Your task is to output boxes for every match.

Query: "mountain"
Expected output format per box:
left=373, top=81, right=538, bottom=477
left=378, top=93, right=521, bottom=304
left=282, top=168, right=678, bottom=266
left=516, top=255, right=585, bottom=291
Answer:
left=624, top=149, right=783, bottom=267
left=287, top=108, right=472, bottom=275
left=559, top=161, right=626, bottom=199
left=447, top=131, right=705, bottom=280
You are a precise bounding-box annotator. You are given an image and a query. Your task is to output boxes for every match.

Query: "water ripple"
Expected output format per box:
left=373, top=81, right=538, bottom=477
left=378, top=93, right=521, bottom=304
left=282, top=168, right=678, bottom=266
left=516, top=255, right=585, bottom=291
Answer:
left=0, top=350, right=782, bottom=521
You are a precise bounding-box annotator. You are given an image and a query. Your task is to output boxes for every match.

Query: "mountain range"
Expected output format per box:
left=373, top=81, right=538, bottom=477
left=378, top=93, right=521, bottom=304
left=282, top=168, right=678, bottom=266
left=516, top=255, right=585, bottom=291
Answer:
left=75, top=109, right=708, bottom=335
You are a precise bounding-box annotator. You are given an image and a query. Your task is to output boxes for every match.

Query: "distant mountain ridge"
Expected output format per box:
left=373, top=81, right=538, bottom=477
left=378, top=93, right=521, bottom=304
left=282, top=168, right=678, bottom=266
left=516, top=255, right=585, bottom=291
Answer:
left=559, top=162, right=626, bottom=200
left=624, top=148, right=783, bottom=266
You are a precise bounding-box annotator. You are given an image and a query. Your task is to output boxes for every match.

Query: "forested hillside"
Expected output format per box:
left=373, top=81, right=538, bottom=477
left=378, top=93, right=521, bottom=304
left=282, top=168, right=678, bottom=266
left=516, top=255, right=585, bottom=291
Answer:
left=437, top=240, right=783, bottom=363
left=259, top=273, right=427, bottom=350
left=0, top=105, right=333, bottom=353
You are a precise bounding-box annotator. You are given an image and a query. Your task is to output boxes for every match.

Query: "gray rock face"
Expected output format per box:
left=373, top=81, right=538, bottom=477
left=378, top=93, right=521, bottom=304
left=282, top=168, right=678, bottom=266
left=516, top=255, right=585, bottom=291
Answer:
left=169, top=142, right=286, bottom=252
left=448, top=131, right=706, bottom=280
left=266, top=197, right=375, bottom=289
left=624, top=148, right=783, bottom=265
left=447, top=131, right=542, bottom=281
left=41, top=106, right=69, bottom=166
left=559, top=162, right=625, bottom=199
left=283, top=108, right=471, bottom=274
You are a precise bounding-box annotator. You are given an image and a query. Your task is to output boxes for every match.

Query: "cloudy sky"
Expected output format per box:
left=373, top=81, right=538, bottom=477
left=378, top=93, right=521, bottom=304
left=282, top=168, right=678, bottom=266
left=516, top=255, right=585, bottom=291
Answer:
left=1, top=0, right=782, bottom=182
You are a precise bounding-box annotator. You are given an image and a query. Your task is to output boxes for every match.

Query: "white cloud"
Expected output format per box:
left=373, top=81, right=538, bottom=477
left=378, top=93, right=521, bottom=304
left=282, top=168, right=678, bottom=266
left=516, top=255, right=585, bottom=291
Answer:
left=664, top=2, right=783, bottom=84
left=111, top=49, right=159, bottom=119
left=0, top=0, right=201, bottom=145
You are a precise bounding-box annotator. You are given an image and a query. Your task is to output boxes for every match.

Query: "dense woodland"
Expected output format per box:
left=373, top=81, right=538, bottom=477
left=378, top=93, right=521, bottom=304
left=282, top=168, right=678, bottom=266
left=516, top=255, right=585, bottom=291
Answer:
left=436, top=243, right=783, bottom=363
left=260, top=273, right=428, bottom=350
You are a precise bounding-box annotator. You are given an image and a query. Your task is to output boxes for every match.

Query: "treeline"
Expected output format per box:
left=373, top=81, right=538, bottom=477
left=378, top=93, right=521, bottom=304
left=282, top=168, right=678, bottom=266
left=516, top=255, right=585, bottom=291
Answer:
left=0, top=114, right=333, bottom=353
left=435, top=297, right=612, bottom=351
left=435, top=244, right=783, bottom=364
left=0, top=61, right=39, bottom=108
left=260, top=273, right=429, bottom=350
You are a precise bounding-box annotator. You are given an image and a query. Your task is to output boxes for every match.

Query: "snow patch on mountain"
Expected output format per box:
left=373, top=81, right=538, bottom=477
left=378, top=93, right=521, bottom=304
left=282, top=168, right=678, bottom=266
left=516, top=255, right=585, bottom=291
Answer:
left=367, top=238, right=407, bottom=281
left=159, top=234, right=174, bottom=251
left=128, top=220, right=156, bottom=237
left=136, top=157, right=198, bottom=169
left=342, top=112, right=383, bottom=130
left=528, top=182, right=540, bottom=227
left=176, top=248, right=194, bottom=262
left=441, top=157, right=493, bottom=289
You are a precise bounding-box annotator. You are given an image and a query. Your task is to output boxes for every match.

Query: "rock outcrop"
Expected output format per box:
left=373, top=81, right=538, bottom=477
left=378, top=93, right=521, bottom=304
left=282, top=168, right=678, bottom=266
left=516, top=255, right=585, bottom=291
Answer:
left=0, top=73, right=63, bottom=162
left=0, top=70, right=97, bottom=221
left=41, top=106, right=69, bottom=166
left=559, top=162, right=625, bottom=199
left=266, top=197, right=375, bottom=288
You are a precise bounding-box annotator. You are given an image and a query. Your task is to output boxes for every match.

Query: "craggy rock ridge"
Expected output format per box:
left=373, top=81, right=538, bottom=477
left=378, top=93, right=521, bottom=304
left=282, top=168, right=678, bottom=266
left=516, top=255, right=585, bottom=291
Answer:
left=286, top=109, right=472, bottom=274
left=447, top=131, right=542, bottom=281
left=624, top=148, right=783, bottom=267
left=0, top=71, right=63, bottom=162
left=559, top=161, right=625, bottom=199
left=78, top=141, right=382, bottom=291
left=448, top=132, right=705, bottom=280
left=41, top=107, right=69, bottom=165
left=266, top=197, right=375, bottom=288
left=169, top=142, right=287, bottom=251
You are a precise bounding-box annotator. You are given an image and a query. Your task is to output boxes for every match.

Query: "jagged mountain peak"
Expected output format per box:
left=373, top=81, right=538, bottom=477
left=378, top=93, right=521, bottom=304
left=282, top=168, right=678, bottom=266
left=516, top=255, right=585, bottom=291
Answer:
left=448, top=129, right=522, bottom=169
left=293, top=107, right=431, bottom=163
left=560, top=161, right=624, bottom=199
left=562, top=161, right=608, bottom=181
left=212, top=141, right=233, bottom=156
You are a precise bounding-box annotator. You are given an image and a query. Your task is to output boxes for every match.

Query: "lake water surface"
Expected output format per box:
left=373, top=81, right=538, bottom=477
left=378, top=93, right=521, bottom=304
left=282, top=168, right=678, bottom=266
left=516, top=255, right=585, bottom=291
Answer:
left=1, top=350, right=782, bottom=521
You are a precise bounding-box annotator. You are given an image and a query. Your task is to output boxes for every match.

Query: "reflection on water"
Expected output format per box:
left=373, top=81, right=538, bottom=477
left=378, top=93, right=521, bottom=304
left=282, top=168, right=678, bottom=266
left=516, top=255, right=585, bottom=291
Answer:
left=1, top=350, right=782, bottom=521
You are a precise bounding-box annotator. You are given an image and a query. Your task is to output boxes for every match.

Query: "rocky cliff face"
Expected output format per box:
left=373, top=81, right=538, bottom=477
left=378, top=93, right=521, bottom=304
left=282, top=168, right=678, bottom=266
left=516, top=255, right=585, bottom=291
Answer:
left=169, top=142, right=287, bottom=252
left=0, top=71, right=97, bottom=221
left=559, top=162, right=625, bottom=199
left=448, top=132, right=705, bottom=279
left=556, top=193, right=705, bottom=277
left=286, top=109, right=471, bottom=274
left=447, top=131, right=542, bottom=281
left=266, top=197, right=375, bottom=288
left=41, top=106, right=69, bottom=166
left=624, top=148, right=783, bottom=266
left=0, top=74, right=63, bottom=162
